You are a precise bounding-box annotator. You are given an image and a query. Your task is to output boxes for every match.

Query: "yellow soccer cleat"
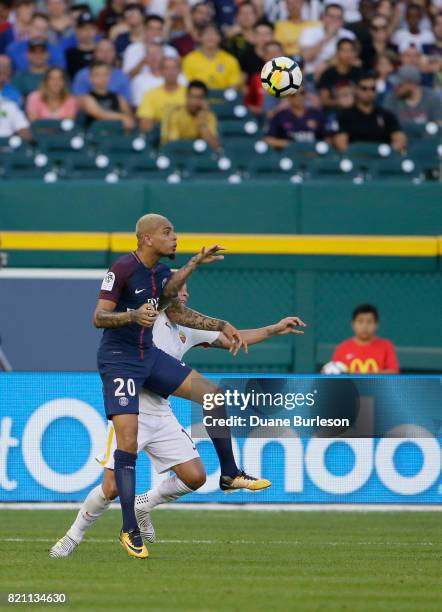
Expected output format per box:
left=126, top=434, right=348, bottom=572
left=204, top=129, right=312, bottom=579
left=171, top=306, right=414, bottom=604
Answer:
left=119, top=529, right=148, bottom=559
left=219, top=470, right=271, bottom=493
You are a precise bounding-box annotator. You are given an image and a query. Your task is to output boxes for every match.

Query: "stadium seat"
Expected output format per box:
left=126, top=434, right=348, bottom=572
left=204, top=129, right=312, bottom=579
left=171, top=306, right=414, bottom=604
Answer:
left=246, top=150, right=301, bottom=180
left=119, top=154, right=175, bottom=180
left=100, top=133, right=153, bottom=158
left=308, top=156, right=359, bottom=180
left=160, top=139, right=214, bottom=168
left=219, top=118, right=262, bottom=139
left=407, top=139, right=441, bottom=175
left=403, top=122, right=439, bottom=142
left=222, top=138, right=270, bottom=172
left=1, top=150, right=49, bottom=179
left=365, top=157, right=422, bottom=181
left=87, top=120, right=125, bottom=149
left=183, top=153, right=237, bottom=179
left=60, top=150, right=114, bottom=179
left=282, top=141, right=325, bottom=167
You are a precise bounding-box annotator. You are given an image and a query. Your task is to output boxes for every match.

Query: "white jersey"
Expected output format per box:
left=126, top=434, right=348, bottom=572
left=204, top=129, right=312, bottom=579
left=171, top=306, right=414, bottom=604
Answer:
left=139, top=312, right=220, bottom=416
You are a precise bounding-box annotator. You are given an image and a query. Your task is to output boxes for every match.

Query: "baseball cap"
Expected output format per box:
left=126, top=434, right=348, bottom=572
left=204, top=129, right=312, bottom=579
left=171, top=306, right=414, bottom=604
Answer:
left=77, top=11, right=95, bottom=26
left=392, top=64, right=421, bottom=86
left=28, top=38, right=48, bottom=51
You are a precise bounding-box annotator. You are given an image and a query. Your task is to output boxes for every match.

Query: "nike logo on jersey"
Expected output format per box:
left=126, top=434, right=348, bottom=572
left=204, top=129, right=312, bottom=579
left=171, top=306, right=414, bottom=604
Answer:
left=135, top=288, right=146, bottom=294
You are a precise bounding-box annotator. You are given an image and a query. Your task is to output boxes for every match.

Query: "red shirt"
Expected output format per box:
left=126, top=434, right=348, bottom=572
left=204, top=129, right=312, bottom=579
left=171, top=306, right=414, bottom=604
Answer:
left=332, top=337, right=400, bottom=373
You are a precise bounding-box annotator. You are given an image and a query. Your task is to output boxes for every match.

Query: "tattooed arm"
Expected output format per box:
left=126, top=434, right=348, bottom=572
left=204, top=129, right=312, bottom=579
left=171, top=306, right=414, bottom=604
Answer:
left=93, top=299, right=158, bottom=328
left=166, top=299, right=247, bottom=355
left=159, top=245, right=225, bottom=309
left=210, top=316, right=307, bottom=349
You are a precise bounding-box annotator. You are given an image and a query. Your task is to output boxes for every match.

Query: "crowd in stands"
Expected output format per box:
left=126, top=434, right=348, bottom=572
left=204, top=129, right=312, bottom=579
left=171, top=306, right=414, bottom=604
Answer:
left=0, top=0, right=441, bottom=155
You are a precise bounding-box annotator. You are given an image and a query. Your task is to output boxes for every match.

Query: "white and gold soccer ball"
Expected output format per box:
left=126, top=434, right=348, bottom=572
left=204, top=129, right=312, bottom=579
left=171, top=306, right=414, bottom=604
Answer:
left=321, top=361, right=349, bottom=375
left=261, top=56, right=303, bottom=97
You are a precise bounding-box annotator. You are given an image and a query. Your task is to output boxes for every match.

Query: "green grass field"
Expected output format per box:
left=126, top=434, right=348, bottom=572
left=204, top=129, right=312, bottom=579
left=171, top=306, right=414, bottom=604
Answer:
left=0, top=509, right=441, bottom=611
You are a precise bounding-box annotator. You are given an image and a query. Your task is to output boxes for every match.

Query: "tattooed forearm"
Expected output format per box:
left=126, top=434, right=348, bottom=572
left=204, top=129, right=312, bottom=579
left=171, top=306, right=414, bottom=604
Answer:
left=93, top=310, right=133, bottom=328
left=160, top=258, right=199, bottom=307
left=166, top=301, right=225, bottom=332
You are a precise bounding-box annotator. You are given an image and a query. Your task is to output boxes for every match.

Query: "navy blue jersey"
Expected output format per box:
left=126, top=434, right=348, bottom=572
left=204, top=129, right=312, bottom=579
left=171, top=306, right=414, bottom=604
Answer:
left=97, top=252, right=171, bottom=355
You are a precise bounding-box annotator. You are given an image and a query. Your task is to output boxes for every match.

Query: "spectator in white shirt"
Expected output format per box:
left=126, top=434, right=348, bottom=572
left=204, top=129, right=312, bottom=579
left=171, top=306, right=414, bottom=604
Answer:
left=130, top=41, right=186, bottom=106
left=392, top=3, right=435, bottom=52
left=122, top=14, right=178, bottom=80
left=299, top=3, right=356, bottom=77
left=0, top=96, right=31, bottom=139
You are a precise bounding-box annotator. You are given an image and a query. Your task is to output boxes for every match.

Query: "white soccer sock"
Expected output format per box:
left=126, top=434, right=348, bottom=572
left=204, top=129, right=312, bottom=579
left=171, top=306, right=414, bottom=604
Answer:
left=67, top=485, right=111, bottom=543
left=136, top=476, right=193, bottom=511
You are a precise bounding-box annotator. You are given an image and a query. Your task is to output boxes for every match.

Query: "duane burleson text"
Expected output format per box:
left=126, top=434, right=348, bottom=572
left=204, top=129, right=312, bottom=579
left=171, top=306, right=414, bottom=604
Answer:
left=203, top=415, right=350, bottom=428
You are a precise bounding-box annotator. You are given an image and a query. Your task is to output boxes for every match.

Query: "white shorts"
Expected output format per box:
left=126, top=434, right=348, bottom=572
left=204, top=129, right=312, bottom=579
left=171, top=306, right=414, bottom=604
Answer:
left=96, top=412, right=200, bottom=474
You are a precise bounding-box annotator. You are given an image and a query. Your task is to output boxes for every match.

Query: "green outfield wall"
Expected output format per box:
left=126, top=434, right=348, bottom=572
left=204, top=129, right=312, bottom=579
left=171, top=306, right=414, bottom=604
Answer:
left=1, top=180, right=441, bottom=234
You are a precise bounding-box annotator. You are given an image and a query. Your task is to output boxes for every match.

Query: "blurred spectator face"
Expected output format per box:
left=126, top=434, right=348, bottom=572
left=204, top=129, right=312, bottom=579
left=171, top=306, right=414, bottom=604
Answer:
left=237, top=3, right=257, bottom=29
left=200, top=26, right=221, bottom=51
left=90, top=64, right=111, bottom=91
left=377, top=0, right=393, bottom=21
left=77, top=22, right=97, bottom=46
left=27, top=43, right=49, bottom=68
left=250, top=0, right=264, bottom=19
left=145, top=42, right=164, bottom=69
left=186, top=84, right=206, bottom=114
left=0, top=1, right=10, bottom=22
left=45, top=67, right=65, bottom=95
left=286, top=0, right=303, bottom=19
left=337, top=40, right=356, bottom=66
left=124, top=4, right=144, bottom=28
left=375, top=54, right=394, bottom=78
left=161, top=57, right=180, bottom=85
left=145, top=17, right=165, bottom=42
left=355, top=76, right=377, bottom=104
left=395, top=65, right=421, bottom=99
left=370, top=15, right=389, bottom=42
left=336, top=85, right=354, bottom=108
left=406, top=4, right=423, bottom=33
left=30, top=15, right=49, bottom=39
left=47, top=0, right=67, bottom=19
left=95, top=39, right=116, bottom=65
left=400, top=44, right=421, bottom=66
left=264, top=41, right=283, bottom=61
left=0, top=55, right=12, bottom=86
left=359, top=0, right=377, bottom=23
left=323, top=5, right=344, bottom=32
left=15, top=0, right=35, bottom=25
left=289, top=87, right=306, bottom=111
left=191, top=3, right=211, bottom=29
left=433, top=14, right=442, bottom=41
left=168, top=0, right=188, bottom=17
left=254, top=24, right=273, bottom=49
left=352, top=312, right=377, bottom=341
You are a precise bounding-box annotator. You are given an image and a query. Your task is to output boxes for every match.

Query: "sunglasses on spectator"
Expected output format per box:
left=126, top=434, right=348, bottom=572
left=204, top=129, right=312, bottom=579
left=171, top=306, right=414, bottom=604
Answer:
left=359, top=84, right=376, bottom=91
left=371, top=24, right=387, bottom=31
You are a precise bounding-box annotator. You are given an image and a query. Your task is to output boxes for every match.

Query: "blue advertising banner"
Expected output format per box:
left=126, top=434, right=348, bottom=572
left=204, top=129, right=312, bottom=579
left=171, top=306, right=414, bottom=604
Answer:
left=0, top=373, right=441, bottom=503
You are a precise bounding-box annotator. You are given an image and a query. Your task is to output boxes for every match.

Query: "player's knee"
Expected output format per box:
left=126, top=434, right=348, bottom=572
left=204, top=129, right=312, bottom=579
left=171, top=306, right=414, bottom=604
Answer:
left=185, top=468, right=206, bottom=490
left=116, top=436, right=137, bottom=454
left=102, top=479, right=118, bottom=500
left=103, top=481, right=118, bottom=500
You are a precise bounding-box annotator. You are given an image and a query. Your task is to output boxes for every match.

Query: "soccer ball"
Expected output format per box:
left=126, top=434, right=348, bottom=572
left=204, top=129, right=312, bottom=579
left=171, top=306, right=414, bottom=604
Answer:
left=321, top=361, right=348, bottom=375
left=261, top=56, right=303, bottom=97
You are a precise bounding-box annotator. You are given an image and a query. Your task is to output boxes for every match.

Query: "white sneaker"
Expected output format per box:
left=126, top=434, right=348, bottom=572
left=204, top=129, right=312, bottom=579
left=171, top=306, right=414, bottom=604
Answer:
left=49, top=534, right=79, bottom=558
left=135, top=496, right=156, bottom=543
